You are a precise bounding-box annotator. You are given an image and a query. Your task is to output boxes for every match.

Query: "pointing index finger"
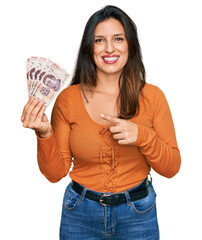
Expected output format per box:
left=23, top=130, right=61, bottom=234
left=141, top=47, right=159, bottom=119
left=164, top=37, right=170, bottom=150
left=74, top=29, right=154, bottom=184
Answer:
left=100, top=113, right=120, bottom=124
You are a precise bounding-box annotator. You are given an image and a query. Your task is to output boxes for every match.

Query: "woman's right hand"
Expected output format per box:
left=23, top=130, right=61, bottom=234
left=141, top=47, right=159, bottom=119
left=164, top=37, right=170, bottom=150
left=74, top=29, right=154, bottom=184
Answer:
left=21, top=97, right=52, bottom=139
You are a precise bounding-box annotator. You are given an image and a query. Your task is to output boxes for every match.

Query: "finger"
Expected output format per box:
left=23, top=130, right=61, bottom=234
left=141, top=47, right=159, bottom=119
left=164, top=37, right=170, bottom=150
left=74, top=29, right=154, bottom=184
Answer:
left=37, top=104, right=46, bottom=121
left=22, top=98, right=42, bottom=127
left=112, top=132, right=125, bottom=141
left=117, top=139, right=129, bottom=145
left=29, top=100, right=44, bottom=123
left=34, top=105, right=46, bottom=131
left=21, top=97, right=34, bottom=122
left=35, top=104, right=46, bottom=125
left=100, top=113, right=121, bottom=125
left=108, top=125, right=122, bottom=133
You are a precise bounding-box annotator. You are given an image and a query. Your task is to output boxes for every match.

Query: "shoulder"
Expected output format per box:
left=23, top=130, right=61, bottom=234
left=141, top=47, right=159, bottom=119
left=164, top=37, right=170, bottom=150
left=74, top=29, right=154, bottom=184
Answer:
left=143, top=83, right=171, bottom=120
left=142, top=83, right=166, bottom=102
left=58, top=84, right=80, bottom=98
left=52, top=84, right=80, bottom=114
left=142, top=83, right=163, bottom=96
left=55, top=84, right=80, bottom=103
left=140, top=83, right=168, bottom=115
left=52, top=84, right=81, bottom=121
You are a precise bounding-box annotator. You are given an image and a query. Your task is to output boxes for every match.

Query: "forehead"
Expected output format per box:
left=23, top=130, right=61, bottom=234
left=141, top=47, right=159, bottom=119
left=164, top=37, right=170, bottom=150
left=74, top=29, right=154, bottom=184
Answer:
left=94, top=18, right=125, bottom=36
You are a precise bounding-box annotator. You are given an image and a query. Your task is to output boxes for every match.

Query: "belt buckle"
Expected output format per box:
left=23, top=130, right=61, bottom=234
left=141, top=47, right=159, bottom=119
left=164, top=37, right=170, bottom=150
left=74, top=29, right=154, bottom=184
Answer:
left=100, top=194, right=111, bottom=206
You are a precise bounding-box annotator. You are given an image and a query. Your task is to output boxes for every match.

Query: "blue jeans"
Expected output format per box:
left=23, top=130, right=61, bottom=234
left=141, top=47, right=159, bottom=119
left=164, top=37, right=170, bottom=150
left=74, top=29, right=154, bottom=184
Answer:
left=60, top=179, right=159, bottom=240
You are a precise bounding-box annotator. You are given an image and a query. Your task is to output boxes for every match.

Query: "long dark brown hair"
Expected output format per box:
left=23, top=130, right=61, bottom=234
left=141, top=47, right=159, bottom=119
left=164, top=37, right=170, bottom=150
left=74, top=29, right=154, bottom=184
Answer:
left=70, top=5, right=146, bottom=119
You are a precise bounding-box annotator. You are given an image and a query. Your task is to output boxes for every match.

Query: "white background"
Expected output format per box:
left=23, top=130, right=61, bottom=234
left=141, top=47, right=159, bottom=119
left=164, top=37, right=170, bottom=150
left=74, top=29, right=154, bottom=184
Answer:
left=1, top=0, right=202, bottom=239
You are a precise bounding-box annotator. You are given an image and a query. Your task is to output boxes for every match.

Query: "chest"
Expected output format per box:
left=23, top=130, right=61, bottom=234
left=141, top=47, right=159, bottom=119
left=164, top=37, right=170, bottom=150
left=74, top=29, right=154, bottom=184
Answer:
left=69, top=86, right=154, bottom=159
left=81, top=90, right=119, bottom=126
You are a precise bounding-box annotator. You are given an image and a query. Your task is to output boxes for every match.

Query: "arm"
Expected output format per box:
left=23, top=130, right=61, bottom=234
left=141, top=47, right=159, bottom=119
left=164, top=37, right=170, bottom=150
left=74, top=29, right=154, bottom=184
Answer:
left=36, top=92, right=72, bottom=182
left=135, top=87, right=181, bottom=178
left=100, top=87, right=181, bottom=178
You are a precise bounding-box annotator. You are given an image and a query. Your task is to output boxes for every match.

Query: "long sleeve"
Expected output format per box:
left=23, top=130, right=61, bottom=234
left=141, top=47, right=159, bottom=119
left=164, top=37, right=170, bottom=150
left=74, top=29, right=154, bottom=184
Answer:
left=36, top=91, right=72, bottom=182
left=134, top=87, right=181, bottom=178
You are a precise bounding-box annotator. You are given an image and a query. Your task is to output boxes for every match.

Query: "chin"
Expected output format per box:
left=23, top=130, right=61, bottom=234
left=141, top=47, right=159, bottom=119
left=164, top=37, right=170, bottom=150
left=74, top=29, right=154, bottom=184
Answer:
left=103, top=68, right=124, bottom=75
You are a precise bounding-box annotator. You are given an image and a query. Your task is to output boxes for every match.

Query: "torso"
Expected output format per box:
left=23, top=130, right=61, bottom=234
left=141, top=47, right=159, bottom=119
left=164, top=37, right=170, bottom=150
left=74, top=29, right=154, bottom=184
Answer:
left=65, top=83, right=156, bottom=192
left=80, top=87, right=119, bottom=126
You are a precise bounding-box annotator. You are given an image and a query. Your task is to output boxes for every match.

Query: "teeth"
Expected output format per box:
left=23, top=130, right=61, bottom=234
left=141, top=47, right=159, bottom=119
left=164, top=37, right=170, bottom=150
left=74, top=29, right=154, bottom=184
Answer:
left=103, top=57, right=119, bottom=61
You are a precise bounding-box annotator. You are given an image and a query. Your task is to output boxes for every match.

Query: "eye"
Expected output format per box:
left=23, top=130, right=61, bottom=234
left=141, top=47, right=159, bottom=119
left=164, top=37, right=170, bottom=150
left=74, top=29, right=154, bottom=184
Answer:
left=114, top=37, right=124, bottom=42
left=95, top=38, right=104, bottom=43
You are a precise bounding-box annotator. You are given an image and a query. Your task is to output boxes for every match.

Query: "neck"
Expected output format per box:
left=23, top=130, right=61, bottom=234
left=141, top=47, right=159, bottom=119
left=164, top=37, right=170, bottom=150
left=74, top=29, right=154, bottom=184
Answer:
left=95, top=71, right=122, bottom=94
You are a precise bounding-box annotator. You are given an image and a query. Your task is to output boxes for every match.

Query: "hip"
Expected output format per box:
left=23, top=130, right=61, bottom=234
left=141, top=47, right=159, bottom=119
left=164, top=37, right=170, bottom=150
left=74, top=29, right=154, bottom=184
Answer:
left=60, top=177, right=159, bottom=239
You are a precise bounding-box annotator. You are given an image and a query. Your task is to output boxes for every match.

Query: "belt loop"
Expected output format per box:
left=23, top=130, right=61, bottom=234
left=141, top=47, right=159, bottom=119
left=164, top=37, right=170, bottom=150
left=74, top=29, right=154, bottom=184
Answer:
left=124, top=191, right=131, bottom=206
left=78, top=187, right=87, bottom=203
left=148, top=172, right=152, bottom=183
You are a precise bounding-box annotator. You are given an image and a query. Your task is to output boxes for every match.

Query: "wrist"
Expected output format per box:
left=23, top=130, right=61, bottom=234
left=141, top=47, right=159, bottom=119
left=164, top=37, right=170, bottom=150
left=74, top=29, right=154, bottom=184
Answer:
left=37, top=127, right=52, bottom=139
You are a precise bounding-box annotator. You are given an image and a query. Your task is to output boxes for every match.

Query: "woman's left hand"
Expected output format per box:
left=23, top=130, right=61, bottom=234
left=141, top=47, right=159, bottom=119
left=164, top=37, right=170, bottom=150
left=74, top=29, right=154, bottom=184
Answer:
left=100, top=113, right=138, bottom=145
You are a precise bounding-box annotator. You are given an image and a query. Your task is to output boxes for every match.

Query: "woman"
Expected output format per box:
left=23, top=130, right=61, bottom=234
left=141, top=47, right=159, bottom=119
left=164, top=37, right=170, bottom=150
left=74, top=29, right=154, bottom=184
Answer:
left=21, top=5, right=181, bottom=240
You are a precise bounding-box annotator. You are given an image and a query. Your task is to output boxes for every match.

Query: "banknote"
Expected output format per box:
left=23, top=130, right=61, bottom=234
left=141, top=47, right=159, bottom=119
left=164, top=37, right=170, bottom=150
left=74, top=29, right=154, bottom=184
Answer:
left=26, top=57, right=70, bottom=108
left=28, top=57, right=50, bottom=96
left=27, top=56, right=39, bottom=96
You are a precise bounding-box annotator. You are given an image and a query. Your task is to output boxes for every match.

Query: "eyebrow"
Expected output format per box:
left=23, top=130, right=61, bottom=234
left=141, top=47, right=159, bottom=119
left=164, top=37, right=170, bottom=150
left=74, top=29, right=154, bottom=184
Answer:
left=94, top=33, right=126, bottom=37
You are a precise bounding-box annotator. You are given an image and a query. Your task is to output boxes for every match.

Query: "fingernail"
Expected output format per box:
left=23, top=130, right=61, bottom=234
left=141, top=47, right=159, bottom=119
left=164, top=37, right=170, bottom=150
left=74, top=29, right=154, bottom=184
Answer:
left=34, top=98, right=39, bottom=102
left=100, top=113, right=104, bottom=117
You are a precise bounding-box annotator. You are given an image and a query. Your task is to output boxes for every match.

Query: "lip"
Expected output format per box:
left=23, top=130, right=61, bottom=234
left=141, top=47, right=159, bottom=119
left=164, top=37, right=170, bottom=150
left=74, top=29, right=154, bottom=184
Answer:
left=102, top=55, right=120, bottom=64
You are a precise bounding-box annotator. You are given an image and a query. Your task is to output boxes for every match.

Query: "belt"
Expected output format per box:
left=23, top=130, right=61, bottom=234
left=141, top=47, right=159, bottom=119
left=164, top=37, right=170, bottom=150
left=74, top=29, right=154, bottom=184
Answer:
left=71, top=178, right=149, bottom=206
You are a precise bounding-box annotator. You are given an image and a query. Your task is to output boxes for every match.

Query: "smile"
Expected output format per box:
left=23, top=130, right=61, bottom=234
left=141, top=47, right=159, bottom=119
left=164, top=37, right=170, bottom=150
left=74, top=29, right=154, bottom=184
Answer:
left=102, top=55, right=119, bottom=64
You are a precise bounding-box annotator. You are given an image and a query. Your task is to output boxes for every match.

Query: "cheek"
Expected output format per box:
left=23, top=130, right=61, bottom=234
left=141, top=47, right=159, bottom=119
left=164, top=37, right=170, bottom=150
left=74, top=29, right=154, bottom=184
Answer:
left=118, top=43, right=128, bottom=54
left=94, top=44, right=104, bottom=56
left=124, top=51, right=129, bottom=61
left=93, top=48, right=103, bottom=64
left=120, top=45, right=129, bottom=62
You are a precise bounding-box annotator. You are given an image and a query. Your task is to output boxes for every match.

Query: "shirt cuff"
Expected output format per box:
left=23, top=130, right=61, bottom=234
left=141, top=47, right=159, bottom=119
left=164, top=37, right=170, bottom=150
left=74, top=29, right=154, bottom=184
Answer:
left=35, top=129, right=54, bottom=141
left=133, top=123, right=156, bottom=147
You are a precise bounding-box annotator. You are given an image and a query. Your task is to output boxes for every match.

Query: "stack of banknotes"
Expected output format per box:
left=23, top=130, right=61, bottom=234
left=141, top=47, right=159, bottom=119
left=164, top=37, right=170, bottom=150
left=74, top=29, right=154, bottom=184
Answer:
left=26, top=56, right=70, bottom=108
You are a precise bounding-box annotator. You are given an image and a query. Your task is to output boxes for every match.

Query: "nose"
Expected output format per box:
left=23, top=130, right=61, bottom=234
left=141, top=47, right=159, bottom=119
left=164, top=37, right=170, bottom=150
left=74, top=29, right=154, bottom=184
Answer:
left=105, top=40, right=115, bottom=53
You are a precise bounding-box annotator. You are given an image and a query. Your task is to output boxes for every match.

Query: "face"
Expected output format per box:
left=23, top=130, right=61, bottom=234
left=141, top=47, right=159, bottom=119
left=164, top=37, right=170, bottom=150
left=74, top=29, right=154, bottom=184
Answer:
left=45, top=77, right=56, bottom=88
left=93, top=18, right=128, bottom=77
left=40, top=87, right=50, bottom=96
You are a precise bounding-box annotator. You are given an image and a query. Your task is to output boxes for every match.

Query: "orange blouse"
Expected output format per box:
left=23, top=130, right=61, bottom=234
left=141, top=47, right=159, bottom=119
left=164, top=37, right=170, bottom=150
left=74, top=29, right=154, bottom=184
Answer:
left=36, top=83, right=181, bottom=193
